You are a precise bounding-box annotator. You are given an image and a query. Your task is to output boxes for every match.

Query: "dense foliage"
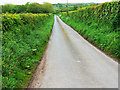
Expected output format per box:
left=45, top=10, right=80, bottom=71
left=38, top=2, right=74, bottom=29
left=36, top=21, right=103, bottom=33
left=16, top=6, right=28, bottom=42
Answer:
left=2, top=13, right=54, bottom=88
left=59, top=1, right=120, bottom=60
left=2, top=2, right=54, bottom=14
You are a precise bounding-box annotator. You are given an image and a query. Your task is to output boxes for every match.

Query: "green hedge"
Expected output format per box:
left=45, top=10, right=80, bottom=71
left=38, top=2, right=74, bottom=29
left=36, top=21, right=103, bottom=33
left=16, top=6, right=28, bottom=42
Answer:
left=59, top=1, right=120, bottom=60
left=2, top=13, right=54, bottom=88
left=2, top=13, right=52, bottom=31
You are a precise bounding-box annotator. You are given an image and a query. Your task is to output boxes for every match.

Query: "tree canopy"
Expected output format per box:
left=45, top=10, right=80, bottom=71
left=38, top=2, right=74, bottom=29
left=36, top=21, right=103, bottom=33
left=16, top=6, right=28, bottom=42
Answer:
left=2, top=2, right=54, bottom=13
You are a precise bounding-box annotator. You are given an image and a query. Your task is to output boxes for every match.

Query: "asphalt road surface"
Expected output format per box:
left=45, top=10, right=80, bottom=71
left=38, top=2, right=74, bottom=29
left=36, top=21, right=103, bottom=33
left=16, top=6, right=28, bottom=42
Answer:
left=28, top=15, right=118, bottom=88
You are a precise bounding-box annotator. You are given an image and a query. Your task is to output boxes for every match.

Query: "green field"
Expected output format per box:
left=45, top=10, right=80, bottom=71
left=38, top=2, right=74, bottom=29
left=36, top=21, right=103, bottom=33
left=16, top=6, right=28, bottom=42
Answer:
left=53, top=3, right=100, bottom=12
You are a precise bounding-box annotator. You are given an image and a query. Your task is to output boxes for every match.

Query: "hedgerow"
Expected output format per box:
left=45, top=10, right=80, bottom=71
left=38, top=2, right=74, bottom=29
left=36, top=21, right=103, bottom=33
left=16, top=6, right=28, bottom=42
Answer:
left=2, top=13, right=54, bottom=88
left=59, top=1, right=120, bottom=60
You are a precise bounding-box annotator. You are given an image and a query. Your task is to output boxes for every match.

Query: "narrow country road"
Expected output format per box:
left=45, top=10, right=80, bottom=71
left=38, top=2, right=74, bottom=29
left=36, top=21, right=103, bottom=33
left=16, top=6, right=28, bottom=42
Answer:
left=28, top=15, right=118, bottom=88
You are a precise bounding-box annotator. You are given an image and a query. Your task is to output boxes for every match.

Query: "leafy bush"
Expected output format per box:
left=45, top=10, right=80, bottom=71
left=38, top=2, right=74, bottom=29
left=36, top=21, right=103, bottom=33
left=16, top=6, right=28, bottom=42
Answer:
left=59, top=1, right=120, bottom=60
left=2, top=13, right=54, bottom=88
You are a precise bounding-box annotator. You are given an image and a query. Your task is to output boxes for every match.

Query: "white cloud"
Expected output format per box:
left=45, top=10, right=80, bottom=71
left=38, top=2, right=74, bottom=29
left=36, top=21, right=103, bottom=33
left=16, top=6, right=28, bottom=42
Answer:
left=0, top=0, right=112, bottom=5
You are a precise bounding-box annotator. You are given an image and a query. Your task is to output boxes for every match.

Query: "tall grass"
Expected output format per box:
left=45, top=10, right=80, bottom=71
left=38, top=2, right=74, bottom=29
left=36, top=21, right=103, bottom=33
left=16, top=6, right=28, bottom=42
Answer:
left=59, top=1, right=120, bottom=60
left=2, top=13, right=54, bottom=88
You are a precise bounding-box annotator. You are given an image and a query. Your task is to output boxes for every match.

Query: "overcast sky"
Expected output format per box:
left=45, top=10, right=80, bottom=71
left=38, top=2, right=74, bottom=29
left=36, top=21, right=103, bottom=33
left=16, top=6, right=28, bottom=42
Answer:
left=0, top=0, right=112, bottom=5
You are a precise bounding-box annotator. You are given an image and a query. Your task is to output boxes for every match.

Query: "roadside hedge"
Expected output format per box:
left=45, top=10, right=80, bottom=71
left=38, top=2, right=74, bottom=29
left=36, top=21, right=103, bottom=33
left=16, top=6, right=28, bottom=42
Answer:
left=2, top=13, right=54, bottom=88
left=2, top=13, right=52, bottom=31
left=59, top=1, right=120, bottom=60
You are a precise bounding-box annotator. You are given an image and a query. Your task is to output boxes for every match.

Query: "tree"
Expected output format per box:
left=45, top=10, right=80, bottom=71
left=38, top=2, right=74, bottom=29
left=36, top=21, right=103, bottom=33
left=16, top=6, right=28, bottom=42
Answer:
left=78, top=5, right=83, bottom=9
left=73, top=6, right=78, bottom=10
left=58, top=3, right=63, bottom=9
left=2, top=2, right=54, bottom=13
left=42, top=3, right=54, bottom=13
left=17, top=5, right=27, bottom=13
left=25, top=2, right=30, bottom=6
left=2, top=4, right=14, bottom=13
left=27, top=3, right=43, bottom=13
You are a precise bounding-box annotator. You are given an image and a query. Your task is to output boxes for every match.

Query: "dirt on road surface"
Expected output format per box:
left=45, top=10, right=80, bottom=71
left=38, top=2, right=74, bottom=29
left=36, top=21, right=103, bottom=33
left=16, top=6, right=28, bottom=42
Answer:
left=28, top=15, right=118, bottom=88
